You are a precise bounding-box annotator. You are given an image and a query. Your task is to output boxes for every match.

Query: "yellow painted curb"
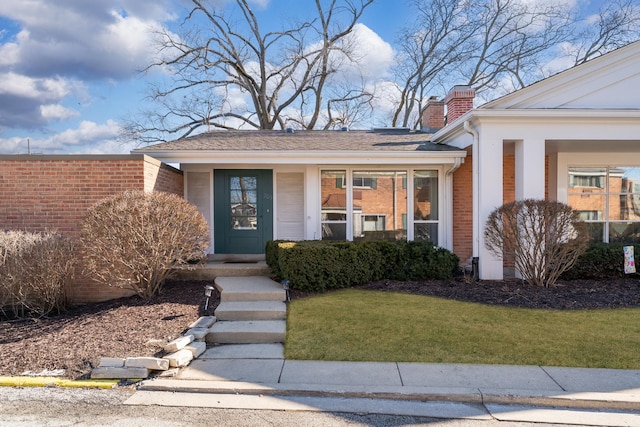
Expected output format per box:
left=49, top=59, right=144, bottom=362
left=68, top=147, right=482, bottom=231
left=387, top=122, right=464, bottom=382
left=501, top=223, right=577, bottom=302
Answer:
left=0, top=376, right=120, bottom=389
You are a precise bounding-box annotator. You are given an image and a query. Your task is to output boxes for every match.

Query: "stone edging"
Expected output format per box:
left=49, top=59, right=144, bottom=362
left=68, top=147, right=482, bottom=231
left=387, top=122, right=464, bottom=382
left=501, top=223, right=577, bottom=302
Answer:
left=91, top=316, right=217, bottom=380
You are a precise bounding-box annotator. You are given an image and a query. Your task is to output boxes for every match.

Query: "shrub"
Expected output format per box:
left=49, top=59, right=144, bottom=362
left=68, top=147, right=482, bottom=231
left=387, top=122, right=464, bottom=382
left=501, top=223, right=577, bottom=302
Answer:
left=484, top=199, right=589, bottom=287
left=80, top=191, right=209, bottom=299
left=266, top=240, right=459, bottom=292
left=563, top=243, right=640, bottom=279
left=0, top=230, right=76, bottom=318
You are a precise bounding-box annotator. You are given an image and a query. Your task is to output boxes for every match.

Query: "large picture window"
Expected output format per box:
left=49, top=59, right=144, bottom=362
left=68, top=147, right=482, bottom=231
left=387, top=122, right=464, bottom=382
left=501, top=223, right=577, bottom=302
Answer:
left=568, top=166, right=640, bottom=243
left=321, top=169, right=439, bottom=244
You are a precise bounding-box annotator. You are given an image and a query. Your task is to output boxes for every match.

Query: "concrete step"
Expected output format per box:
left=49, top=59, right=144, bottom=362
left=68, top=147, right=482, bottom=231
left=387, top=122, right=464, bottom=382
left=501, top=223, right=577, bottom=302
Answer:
left=215, top=276, right=286, bottom=302
left=206, top=320, right=286, bottom=344
left=171, top=262, right=271, bottom=281
left=215, top=301, right=286, bottom=321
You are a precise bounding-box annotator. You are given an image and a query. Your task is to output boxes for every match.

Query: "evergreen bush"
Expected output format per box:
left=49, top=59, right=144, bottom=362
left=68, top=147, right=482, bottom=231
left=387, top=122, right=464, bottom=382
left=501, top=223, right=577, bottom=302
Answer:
left=266, top=240, right=459, bottom=292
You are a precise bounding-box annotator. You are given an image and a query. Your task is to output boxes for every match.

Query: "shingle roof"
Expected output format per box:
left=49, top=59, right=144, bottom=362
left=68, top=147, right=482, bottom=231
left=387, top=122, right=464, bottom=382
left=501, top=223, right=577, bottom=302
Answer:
left=135, top=129, right=460, bottom=152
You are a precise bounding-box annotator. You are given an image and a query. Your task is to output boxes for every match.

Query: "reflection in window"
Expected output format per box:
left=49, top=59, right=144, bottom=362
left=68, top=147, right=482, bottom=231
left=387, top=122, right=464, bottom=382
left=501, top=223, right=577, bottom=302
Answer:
left=321, top=171, right=347, bottom=240
left=414, top=171, right=438, bottom=244
left=320, top=169, right=439, bottom=244
left=230, top=176, right=258, bottom=230
left=353, top=171, right=406, bottom=241
left=568, top=166, right=640, bottom=244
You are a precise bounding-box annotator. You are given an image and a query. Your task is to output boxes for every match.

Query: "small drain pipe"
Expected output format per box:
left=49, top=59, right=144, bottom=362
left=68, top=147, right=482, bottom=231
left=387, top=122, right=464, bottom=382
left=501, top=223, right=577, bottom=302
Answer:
left=464, top=119, right=480, bottom=278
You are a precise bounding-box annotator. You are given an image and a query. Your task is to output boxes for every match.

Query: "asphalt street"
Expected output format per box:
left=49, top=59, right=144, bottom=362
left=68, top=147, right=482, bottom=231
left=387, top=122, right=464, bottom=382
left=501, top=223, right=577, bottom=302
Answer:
left=0, top=386, right=577, bottom=427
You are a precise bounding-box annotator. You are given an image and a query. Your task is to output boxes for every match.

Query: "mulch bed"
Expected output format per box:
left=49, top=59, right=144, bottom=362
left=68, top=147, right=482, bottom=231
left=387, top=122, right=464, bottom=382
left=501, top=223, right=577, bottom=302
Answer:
left=1, top=276, right=639, bottom=379
left=357, top=277, right=640, bottom=310
left=0, top=280, right=218, bottom=380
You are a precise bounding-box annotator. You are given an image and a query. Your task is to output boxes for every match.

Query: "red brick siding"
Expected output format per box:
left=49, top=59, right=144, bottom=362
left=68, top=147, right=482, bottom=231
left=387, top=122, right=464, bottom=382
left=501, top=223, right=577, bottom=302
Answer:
left=0, top=155, right=184, bottom=303
left=452, top=154, right=549, bottom=267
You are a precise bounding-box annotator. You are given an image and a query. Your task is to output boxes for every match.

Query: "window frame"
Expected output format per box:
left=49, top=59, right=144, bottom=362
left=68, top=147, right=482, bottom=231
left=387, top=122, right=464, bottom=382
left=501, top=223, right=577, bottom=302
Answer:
left=319, top=167, right=443, bottom=244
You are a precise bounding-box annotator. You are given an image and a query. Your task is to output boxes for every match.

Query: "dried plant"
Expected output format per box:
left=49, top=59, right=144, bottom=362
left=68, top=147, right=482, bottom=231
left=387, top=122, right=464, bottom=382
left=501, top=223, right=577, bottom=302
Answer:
left=484, top=199, right=589, bottom=287
left=80, top=191, right=209, bottom=299
left=0, top=230, right=76, bottom=318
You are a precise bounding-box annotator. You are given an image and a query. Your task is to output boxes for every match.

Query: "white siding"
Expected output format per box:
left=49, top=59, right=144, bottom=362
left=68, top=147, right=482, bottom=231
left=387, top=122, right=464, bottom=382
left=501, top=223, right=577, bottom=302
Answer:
left=186, top=171, right=212, bottom=251
left=276, top=172, right=304, bottom=240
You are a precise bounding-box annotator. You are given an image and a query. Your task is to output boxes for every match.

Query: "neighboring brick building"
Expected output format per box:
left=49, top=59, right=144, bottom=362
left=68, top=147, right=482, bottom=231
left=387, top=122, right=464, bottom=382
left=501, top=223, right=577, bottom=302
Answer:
left=0, top=154, right=183, bottom=303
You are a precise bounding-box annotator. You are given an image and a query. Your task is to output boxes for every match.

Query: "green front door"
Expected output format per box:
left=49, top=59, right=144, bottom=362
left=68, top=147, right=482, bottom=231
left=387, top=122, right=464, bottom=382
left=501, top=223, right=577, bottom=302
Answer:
left=214, top=169, right=273, bottom=254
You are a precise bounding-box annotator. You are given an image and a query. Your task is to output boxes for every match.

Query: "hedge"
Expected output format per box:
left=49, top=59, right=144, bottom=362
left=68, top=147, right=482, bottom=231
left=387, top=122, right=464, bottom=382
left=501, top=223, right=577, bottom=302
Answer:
left=266, top=240, right=459, bottom=292
left=562, top=243, right=640, bottom=280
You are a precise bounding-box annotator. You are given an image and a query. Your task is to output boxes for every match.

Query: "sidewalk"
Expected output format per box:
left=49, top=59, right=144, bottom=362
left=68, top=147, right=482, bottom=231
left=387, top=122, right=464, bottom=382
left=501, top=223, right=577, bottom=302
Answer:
left=126, top=344, right=640, bottom=425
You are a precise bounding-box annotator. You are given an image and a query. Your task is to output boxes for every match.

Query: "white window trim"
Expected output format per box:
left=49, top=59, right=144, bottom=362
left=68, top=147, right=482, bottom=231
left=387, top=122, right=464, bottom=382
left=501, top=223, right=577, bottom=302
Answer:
left=318, top=166, right=445, bottom=245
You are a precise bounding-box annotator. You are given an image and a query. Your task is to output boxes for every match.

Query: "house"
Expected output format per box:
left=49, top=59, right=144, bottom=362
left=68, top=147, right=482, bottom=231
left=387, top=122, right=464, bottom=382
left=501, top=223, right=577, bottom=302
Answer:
left=134, top=129, right=467, bottom=258
left=430, top=39, right=640, bottom=279
left=2, top=41, right=638, bottom=299
left=136, top=40, right=640, bottom=279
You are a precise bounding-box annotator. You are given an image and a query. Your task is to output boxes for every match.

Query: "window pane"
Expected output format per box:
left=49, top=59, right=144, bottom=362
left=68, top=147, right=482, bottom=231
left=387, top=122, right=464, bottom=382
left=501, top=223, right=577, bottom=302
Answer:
left=568, top=167, right=606, bottom=191
left=322, top=223, right=346, bottom=240
left=610, top=167, right=640, bottom=193
left=320, top=171, right=347, bottom=221
left=609, top=195, right=640, bottom=221
left=567, top=194, right=605, bottom=216
left=230, top=176, right=258, bottom=230
left=609, top=222, right=640, bottom=244
left=414, top=170, right=438, bottom=220
left=414, top=223, right=438, bottom=244
left=353, top=171, right=406, bottom=241
left=585, top=222, right=605, bottom=243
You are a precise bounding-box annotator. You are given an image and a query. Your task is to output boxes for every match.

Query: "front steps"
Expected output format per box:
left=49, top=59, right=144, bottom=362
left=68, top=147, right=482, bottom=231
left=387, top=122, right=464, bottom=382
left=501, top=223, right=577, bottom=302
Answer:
left=207, top=276, right=287, bottom=345
left=215, top=301, right=286, bottom=321
left=171, top=261, right=272, bottom=281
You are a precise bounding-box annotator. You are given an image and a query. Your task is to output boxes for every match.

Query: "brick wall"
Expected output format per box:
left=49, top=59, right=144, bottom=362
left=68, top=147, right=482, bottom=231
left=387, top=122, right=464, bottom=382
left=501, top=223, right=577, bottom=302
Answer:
left=0, top=154, right=184, bottom=303
left=452, top=154, right=548, bottom=267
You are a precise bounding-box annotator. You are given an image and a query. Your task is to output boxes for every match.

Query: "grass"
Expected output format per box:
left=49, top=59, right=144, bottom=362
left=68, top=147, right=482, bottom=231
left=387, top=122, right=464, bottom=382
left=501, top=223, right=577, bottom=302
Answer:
left=285, top=289, right=640, bottom=369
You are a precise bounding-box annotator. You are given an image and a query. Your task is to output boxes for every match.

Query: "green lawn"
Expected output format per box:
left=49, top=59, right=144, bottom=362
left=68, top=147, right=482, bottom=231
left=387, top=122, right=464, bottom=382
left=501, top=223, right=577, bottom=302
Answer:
left=285, top=289, right=640, bottom=369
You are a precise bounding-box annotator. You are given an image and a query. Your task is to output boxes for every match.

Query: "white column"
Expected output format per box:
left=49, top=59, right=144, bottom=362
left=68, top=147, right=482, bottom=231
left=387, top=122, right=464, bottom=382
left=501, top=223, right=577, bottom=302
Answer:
left=304, top=166, right=320, bottom=240
left=476, top=126, right=504, bottom=280
left=515, top=138, right=545, bottom=200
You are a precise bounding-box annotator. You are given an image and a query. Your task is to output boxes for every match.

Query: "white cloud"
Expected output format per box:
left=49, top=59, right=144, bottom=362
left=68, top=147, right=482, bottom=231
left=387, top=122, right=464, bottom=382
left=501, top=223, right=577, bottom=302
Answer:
left=0, top=72, right=86, bottom=129
left=0, top=1, right=177, bottom=135
left=0, top=120, right=129, bottom=154
left=40, top=104, right=80, bottom=120
left=344, top=24, right=395, bottom=80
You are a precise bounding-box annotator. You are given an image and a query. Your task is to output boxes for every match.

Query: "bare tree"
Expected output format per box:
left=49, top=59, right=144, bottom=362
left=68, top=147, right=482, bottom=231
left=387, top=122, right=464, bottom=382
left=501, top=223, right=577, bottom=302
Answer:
left=125, top=0, right=373, bottom=142
left=570, top=0, right=640, bottom=65
left=390, top=0, right=479, bottom=128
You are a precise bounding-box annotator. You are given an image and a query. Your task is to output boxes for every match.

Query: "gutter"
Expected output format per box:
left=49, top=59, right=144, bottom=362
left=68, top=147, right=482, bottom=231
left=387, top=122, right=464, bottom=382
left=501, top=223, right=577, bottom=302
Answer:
left=463, top=120, right=480, bottom=261
left=444, top=157, right=464, bottom=251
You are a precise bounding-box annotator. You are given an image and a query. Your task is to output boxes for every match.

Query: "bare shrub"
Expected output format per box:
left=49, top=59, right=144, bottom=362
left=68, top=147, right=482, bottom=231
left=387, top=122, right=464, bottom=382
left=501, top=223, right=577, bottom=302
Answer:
left=484, top=199, right=589, bottom=287
left=0, top=230, right=76, bottom=318
left=80, top=191, right=210, bottom=298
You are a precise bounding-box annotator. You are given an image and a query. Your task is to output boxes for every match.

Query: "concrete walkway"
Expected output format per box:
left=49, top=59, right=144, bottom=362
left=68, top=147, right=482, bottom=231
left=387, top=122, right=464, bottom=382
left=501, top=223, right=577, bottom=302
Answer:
left=128, top=343, right=640, bottom=425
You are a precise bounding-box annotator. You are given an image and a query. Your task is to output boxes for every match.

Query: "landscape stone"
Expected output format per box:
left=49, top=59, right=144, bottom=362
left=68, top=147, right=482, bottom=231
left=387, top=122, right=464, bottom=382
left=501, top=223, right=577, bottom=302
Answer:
left=186, top=328, right=208, bottom=340
left=98, top=357, right=125, bottom=368
left=189, top=316, right=216, bottom=329
left=91, top=366, right=150, bottom=379
left=185, top=341, right=207, bottom=358
left=164, top=334, right=194, bottom=352
left=124, top=357, right=170, bottom=371
left=164, top=349, right=194, bottom=367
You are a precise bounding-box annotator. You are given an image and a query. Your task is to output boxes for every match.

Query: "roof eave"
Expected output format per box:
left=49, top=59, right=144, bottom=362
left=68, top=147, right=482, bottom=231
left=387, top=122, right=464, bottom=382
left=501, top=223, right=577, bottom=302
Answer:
left=133, top=149, right=467, bottom=165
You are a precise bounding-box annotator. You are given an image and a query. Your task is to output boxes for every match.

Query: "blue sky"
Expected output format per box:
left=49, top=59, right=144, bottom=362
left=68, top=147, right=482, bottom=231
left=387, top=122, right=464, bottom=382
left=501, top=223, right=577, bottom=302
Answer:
left=0, top=0, right=619, bottom=154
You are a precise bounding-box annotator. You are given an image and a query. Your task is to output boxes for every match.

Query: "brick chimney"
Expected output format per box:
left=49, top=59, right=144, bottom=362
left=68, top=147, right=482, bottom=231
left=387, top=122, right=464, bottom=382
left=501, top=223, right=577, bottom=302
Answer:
left=444, top=85, right=476, bottom=124
left=422, top=96, right=445, bottom=132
